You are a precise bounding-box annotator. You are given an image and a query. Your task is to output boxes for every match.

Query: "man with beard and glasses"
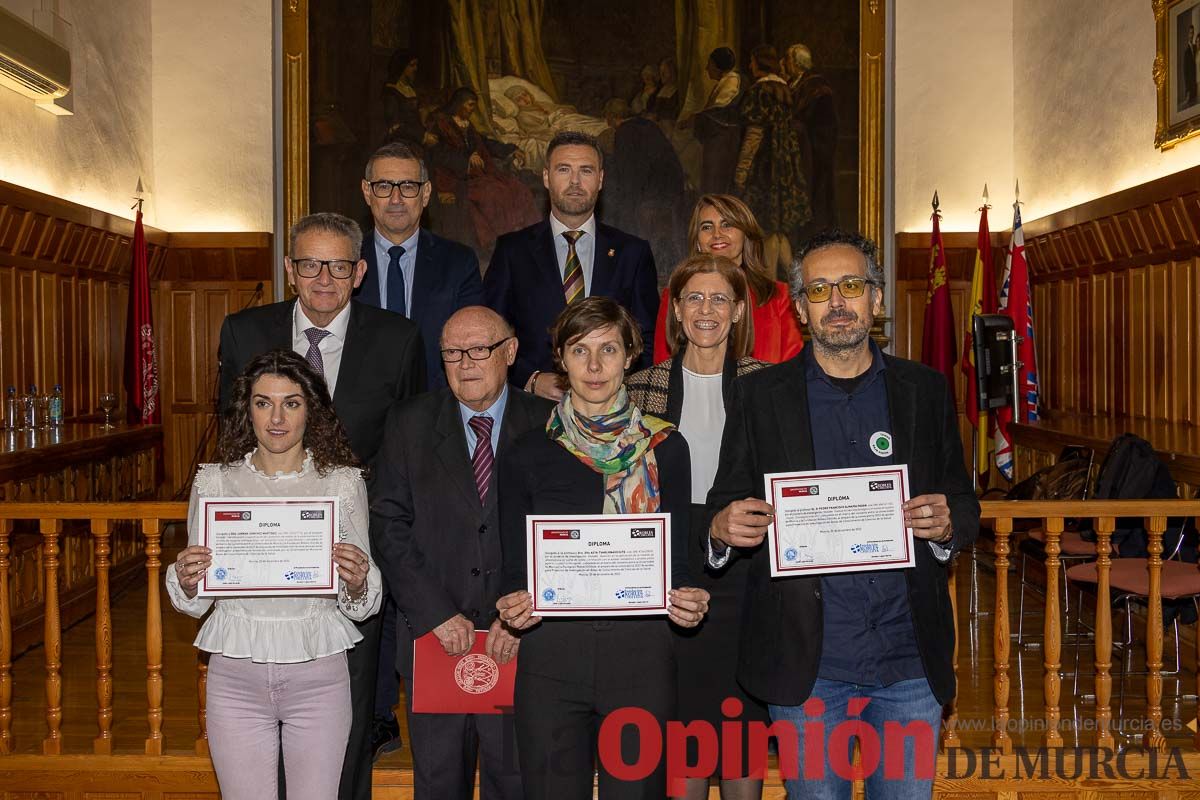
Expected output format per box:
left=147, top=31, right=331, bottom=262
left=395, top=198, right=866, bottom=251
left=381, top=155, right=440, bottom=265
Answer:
left=704, top=230, right=978, bottom=800
left=483, top=131, right=659, bottom=400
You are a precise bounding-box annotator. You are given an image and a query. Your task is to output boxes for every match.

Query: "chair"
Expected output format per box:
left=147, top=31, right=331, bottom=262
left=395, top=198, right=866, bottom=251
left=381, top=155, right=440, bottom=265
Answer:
left=1065, top=516, right=1199, bottom=717
left=1013, top=449, right=1095, bottom=646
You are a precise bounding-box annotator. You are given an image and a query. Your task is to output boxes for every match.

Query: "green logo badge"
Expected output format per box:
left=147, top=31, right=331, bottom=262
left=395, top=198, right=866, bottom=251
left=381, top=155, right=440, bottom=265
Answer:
left=869, top=431, right=893, bottom=457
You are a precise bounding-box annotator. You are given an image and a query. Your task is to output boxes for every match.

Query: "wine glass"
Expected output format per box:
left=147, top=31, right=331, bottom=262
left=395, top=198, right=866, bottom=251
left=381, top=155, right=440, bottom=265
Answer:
left=99, top=392, right=117, bottom=429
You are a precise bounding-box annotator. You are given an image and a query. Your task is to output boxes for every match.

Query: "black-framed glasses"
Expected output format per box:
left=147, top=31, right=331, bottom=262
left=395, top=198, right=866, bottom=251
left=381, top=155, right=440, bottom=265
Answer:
left=367, top=179, right=425, bottom=199
left=800, top=277, right=877, bottom=303
left=441, top=336, right=513, bottom=363
left=290, top=258, right=357, bottom=279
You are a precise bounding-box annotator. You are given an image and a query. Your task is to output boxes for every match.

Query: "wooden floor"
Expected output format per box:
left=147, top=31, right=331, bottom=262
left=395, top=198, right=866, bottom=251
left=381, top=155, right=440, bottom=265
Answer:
left=6, top=530, right=1200, bottom=780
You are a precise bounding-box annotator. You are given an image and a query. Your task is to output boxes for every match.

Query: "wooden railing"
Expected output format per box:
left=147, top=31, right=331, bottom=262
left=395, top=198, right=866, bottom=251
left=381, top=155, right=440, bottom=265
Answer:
left=3, top=499, right=1200, bottom=799
left=0, top=502, right=187, bottom=757
left=953, top=499, right=1200, bottom=755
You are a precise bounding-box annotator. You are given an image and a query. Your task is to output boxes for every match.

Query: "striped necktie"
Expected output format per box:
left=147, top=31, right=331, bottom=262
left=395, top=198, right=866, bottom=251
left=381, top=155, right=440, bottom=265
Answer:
left=561, top=230, right=584, bottom=305
left=303, top=327, right=332, bottom=377
left=468, top=415, right=495, bottom=504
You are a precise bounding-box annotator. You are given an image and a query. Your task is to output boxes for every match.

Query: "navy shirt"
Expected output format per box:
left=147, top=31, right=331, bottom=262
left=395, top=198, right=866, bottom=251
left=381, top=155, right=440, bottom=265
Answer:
left=805, top=343, right=925, bottom=686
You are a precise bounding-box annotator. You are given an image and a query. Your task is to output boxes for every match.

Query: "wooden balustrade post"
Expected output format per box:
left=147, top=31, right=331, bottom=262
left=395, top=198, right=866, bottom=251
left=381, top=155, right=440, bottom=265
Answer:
left=0, top=519, right=12, bottom=755
left=196, top=650, right=210, bottom=756
left=942, top=556, right=960, bottom=749
left=1143, top=515, right=1166, bottom=752
left=143, top=518, right=164, bottom=755
left=992, top=518, right=1012, bottom=753
left=92, top=518, right=113, bottom=754
left=1041, top=517, right=1064, bottom=748
left=41, top=517, right=63, bottom=754
left=1092, top=517, right=1115, bottom=751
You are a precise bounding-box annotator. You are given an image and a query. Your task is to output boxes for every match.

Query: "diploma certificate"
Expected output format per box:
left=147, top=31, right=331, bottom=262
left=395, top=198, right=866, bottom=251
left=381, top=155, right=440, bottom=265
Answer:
left=527, top=514, right=669, bottom=617
left=764, top=466, right=913, bottom=577
left=198, top=496, right=338, bottom=597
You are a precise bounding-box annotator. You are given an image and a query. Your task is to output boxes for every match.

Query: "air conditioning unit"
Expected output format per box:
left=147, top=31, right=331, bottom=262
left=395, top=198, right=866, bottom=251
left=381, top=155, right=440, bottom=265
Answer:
left=0, top=5, right=70, bottom=102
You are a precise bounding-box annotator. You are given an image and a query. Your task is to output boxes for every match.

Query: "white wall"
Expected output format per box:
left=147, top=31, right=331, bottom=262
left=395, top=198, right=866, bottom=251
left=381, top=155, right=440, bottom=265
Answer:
left=1014, top=0, right=1200, bottom=222
left=894, top=0, right=1015, bottom=232
left=0, top=0, right=154, bottom=221
left=0, top=0, right=272, bottom=231
left=150, top=0, right=272, bottom=232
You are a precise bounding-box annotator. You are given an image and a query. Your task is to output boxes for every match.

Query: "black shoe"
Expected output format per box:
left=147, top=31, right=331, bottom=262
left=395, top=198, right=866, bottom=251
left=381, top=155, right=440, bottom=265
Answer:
left=370, top=714, right=402, bottom=761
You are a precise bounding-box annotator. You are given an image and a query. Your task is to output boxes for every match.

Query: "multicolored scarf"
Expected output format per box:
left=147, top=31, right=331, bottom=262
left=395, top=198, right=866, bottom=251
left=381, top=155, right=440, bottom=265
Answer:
left=547, top=387, right=674, bottom=514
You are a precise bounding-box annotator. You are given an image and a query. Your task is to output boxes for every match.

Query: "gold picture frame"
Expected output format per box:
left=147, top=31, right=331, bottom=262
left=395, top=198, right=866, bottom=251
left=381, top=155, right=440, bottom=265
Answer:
left=1154, top=0, right=1200, bottom=149
left=280, top=0, right=887, bottom=248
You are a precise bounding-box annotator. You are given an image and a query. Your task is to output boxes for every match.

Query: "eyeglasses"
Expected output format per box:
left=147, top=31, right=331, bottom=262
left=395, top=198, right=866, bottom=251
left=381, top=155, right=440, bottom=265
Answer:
left=681, top=292, right=733, bottom=309
left=367, top=179, right=426, bottom=199
left=799, top=277, right=877, bottom=303
left=441, top=336, right=513, bottom=363
left=290, top=258, right=358, bottom=279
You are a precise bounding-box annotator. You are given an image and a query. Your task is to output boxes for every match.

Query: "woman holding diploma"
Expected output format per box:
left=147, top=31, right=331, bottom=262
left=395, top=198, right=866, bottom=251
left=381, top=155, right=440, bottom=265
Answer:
left=166, top=350, right=381, bottom=800
left=495, top=297, right=710, bottom=800
left=627, top=254, right=769, bottom=800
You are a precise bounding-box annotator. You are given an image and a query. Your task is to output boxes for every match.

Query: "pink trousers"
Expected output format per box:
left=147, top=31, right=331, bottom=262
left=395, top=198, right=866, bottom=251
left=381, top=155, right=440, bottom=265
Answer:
left=205, top=652, right=351, bottom=800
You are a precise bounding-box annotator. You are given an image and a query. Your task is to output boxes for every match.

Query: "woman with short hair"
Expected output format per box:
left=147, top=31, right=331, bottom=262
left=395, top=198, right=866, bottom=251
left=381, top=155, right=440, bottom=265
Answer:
left=495, top=296, right=710, bottom=800
left=629, top=254, right=769, bottom=800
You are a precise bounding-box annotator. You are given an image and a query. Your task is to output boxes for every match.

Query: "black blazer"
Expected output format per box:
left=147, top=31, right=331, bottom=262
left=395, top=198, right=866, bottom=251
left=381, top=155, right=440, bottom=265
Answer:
left=217, top=299, right=426, bottom=466
left=483, top=218, right=659, bottom=388
left=355, top=227, right=483, bottom=389
left=370, top=387, right=554, bottom=676
left=705, top=353, right=979, bottom=706
left=497, top=428, right=692, bottom=684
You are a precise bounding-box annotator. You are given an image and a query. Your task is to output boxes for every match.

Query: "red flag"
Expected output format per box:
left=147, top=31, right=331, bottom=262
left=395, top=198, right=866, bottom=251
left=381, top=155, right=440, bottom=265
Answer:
left=993, top=200, right=1039, bottom=480
left=921, top=198, right=957, bottom=401
left=124, top=208, right=161, bottom=424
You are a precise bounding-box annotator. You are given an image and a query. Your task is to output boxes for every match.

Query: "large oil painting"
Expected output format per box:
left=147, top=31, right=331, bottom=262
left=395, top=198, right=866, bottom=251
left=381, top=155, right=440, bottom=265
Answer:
left=285, top=0, right=885, bottom=283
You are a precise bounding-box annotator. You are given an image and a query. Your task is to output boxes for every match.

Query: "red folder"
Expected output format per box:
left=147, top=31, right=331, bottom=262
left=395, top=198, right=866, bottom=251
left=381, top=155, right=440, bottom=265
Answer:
left=411, top=630, right=516, bottom=714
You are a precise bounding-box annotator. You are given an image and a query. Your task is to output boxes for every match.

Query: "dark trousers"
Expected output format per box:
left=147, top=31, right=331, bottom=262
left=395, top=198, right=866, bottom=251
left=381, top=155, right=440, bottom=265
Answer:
left=338, top=613, right=382, bottom=800
left=375, top=597, right=401, bottom=719
left=404, top=680, right=523, bottom=800
left=514, top=620, right=674, bottom=800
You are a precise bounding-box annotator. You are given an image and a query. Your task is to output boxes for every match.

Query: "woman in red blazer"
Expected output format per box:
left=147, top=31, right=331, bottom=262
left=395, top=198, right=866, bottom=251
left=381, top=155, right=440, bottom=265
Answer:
left=653, top=194, right=803, bottom=364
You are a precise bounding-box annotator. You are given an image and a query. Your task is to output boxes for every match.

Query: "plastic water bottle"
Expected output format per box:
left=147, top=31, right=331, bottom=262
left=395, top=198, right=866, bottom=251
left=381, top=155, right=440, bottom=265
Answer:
left=49, top=384, right=64, bottom=426
left=3, top=386, right=17, bottom=430
left=25, top=384, right=38, bottom=428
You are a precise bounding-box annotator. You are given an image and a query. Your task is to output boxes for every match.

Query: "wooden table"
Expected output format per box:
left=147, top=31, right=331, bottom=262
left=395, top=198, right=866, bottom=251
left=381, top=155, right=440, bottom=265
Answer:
left=1011, top=412, right=1200, bottom=492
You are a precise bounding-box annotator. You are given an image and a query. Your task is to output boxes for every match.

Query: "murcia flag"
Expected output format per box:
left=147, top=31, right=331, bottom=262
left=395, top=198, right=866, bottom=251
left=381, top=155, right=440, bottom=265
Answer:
left=921, top=196, right=957, bottom=401
left=123, top=208, right=161, bottom=423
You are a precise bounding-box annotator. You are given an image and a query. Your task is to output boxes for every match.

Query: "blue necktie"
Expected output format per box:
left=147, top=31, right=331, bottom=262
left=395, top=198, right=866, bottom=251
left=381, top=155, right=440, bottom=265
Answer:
left=386, top=245, right=407, bottom=316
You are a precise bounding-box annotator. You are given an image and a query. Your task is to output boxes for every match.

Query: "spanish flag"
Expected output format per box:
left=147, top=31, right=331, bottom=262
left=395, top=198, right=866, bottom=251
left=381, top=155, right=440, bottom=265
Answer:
left=960, top=200, right=996, bottom=478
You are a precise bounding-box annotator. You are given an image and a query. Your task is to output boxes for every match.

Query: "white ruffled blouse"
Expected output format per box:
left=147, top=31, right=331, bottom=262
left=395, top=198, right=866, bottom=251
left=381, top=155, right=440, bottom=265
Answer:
left=165, top=453, right=383, bottom=663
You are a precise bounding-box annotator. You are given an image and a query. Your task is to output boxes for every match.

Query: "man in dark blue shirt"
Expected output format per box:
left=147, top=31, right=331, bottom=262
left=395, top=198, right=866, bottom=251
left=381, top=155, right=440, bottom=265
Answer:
left=707, top=230, right=978, bottom=800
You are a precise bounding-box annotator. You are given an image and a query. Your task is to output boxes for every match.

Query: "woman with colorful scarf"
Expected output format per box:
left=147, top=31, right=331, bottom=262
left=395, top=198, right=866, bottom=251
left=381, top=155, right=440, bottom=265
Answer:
left=495, top=296, right=710, bottom=800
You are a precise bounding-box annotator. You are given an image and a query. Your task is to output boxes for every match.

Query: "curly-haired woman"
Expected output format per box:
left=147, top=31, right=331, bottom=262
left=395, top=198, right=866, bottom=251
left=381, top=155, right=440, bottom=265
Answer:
left=166, top=349, right=381, bottom=800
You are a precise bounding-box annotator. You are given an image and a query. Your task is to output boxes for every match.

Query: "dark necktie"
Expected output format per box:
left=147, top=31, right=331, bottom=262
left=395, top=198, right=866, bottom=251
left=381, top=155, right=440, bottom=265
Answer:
left=303, top=327, right=332, bottom=377
left=561, top=231, right=584, bottom=304
left=468, top=415, right=495, bottom=505
left=387, top=245, right=407, bottom=316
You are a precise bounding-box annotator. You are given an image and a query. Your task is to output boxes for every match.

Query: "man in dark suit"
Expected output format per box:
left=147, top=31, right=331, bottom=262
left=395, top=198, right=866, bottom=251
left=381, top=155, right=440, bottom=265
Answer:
left=371, top=306, right=552, bottom=800
left=217, top=211, right=425, bottom=800
left=706, top=230, right=978, bottom=800
left=483, top=130, right=659, bottom=400
left=355, top=140, right=484, bottom=390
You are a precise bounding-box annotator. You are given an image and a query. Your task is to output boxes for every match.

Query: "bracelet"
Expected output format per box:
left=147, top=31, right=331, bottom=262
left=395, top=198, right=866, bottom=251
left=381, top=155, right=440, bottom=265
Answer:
left=340, top=581, right=369, bottom=612
left=525, top=370, right=541, bottom=392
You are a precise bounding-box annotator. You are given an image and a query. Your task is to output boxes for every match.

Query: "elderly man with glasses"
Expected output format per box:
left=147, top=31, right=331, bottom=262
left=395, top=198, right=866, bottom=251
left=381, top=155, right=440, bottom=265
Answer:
left=355, top=140, right=484, bottom=390
left=370, top=305, right=553, bottom=800
left=705, top=229, right=979, bottom=800
left=217, top=210, right=426, bottom=800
